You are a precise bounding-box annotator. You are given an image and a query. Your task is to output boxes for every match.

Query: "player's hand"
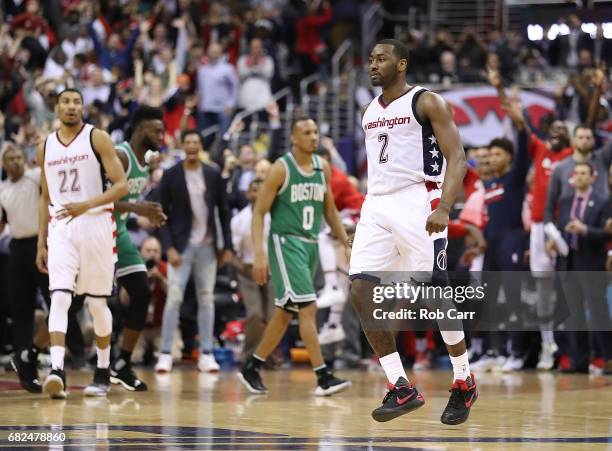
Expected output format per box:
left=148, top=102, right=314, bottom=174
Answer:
left=56, top=201, right=92, bottom=221
left=252, top=251, right=269, bottom=285
left=425, top=208, right=449, bottom=235
left=167, top=247, right=182, bottom=268
left=137, top=201, right=166, bottom=227
left=217, top=249, right=233, bottom=267
left=36, top=245, right=48, bottom=274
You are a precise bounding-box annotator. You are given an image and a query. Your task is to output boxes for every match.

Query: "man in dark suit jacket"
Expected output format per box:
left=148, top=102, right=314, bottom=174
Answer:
left=547, top=161, right=611, bottom=372
left=155, top=129, right=233, bottom=374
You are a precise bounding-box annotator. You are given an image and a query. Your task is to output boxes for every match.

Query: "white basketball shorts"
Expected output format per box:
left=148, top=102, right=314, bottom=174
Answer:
left=529, top=221, right=554, bottom=274
left=47, top=210, right=117, bottom=297
left=349, top=182, right=447, bottom=277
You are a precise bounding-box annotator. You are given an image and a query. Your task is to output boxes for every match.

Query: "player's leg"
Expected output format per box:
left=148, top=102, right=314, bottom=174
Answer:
left=156, top=246, right=194, bottom=372
left=111, top=270, right=151, bottom=390
left=317, top=230, right=344, bottom=308
left=193, top=243, right=219, bottom=372
left=43, top=219, right=78, bottom=399
left=83, top=296, right=113, bottom=397
left=319, top=235, right=349, bottom=345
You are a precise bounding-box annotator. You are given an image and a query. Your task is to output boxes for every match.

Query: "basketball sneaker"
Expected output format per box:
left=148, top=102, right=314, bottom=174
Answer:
left=43, top=369, right=67, bottom=399
left=371, top=377, right=425, bottom=422
left=110, top=359, right=148, bottom=391
left=317, top=286, right=345, bottom=309
left=440, top=372, right=478, bottom=425
left=318, top=322, right=346, bottom=346
left=536, top=342, right=558, bottom=371
left=238, top=358, right=267, bottom=394
left=155, top=353, right=173, bottom=373
left=11, top=350, right=42, bottom=393
left=198, top=353, right=220, bottom=373
left=314, top=372, right=351, bottom=396
left=84, top=368, right=111, bottom=397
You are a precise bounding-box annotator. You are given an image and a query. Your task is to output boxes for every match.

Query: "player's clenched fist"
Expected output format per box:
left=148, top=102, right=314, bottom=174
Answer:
left=425, top=208, right=449, bottom=235
left=36, top=245, right=48, bottom=274
left=252, top=252, right=269, bottom=285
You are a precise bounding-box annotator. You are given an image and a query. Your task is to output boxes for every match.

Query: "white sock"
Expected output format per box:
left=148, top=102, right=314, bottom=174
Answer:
left=324, top=271, right=338, bottom=288
left=450, top=351, right=470, bottom=381
left=540, top=330, right=554, bottom=345
left=97, top=345, right=110, bottom=369
left=379, top=352, right=407, bottom=385
left=50, top=346, right=65, bottom=370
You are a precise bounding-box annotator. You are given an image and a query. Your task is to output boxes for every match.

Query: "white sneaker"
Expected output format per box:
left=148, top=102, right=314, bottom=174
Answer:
left=537, top=342, right=558, bottom=371
left=317, top=286, right=345, bottom=309
left=318, top=323, right=345, bottom=345
left=155, top=353, right=173, bottom=373
left=502, top=355, right=524, bottom=372
left=198, top=353, right=220, bottom=373
left=471, top=353, right=500, bottom=372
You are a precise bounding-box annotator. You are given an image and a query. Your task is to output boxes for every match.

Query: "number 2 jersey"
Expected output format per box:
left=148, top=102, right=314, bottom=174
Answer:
left=44, top=123, right=112, bottom=215
left=362, top=86, right=446, bottom=195
left=269, top=152, right=326, bottom=241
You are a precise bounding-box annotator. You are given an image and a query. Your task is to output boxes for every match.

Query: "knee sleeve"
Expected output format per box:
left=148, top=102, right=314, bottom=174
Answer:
left=439, top=330, right=465, bottom=346
left=48, top=291, right=72, bottom=334
left=86, top=296, right=113, bottom=337
left=119, top=272, right=152, bottom=331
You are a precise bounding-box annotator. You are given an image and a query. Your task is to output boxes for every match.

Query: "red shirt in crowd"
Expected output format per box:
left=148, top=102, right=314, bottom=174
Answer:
left=330, top=166, right=364, bottom=212
left=463, top=167, right=481, bottom=200
left=528, top=133, right=573, bottom=222
left=295, top=5, right=332, bottom=64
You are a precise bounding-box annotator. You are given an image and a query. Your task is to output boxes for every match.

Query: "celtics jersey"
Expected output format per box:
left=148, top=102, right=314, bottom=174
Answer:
left=114, top=141, right=149, bottom=232
left=270, top=153, right=326, bottom=241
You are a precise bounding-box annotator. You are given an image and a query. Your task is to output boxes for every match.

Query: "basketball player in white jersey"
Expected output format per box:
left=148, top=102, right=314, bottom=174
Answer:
left=349, top=40, right=477, bottom=425
left=36, top=89, right=128, bottom=398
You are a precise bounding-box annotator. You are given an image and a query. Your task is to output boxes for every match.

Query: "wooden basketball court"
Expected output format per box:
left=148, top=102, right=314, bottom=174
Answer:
left=0, top=368, right=610, bottom=449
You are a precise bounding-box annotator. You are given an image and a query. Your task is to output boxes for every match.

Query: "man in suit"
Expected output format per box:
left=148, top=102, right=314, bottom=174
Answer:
left=155, top=129, right=233, bottom=373
left=547, top=162, right=611, bottom=373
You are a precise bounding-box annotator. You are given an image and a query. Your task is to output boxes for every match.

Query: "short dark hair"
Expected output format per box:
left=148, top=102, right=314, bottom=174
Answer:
left=132, top=105, right=163, bottom=129
left=181, top=128, right=203, bottom=147
left=291, top=114, right=315, bottom=132
left=376, top=39, right=410, bottom=62
left=57, top=88, right=83, bottom=102
left=574, top=161, right=594, bottom=175
left=573, top=124, right=594, bottom=136
left=488, top=137, right=514, bottom=156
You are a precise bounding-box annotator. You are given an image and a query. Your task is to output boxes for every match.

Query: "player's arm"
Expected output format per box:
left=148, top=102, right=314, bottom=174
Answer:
left=56, top=129, right=128, bottom=219
left=36, top=141, right=50, bottom=273
left=251, top=160, right=286, bottom=285
left=321, top=159, right=349, bottom=247
left=417, top=91, right=467, bottom=235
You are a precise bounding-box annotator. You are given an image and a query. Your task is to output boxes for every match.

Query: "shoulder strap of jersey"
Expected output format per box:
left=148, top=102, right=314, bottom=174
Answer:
left=411, top=87, right=430, bottom=126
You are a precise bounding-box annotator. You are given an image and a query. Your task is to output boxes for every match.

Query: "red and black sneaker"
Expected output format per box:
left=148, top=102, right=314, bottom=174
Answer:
left=440, top=372, right=478, bottom=425
left=371, top=377, right=425, bottom=422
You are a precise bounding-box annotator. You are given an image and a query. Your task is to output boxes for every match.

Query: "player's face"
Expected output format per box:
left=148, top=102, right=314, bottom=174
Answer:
left=572, top=165, right=594, bottom=190
left=368, top=44, right=406, bottom=87
left=55, top=92, right=83, bottom=126
left=548, top=120, right=568, bottom=150
left=291, top=120, right=319, bottom=153
left=2, top=148, right=25, bottom=181
left=183, top=133, right=203, bottom=162
left=142, top=119, right=165, bottom=151
left=572, top=128, right=595, bottom=154
left=489, top=146, right=511, bottom=173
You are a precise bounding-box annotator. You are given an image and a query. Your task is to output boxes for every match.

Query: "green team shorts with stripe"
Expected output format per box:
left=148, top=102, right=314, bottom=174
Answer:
left=268, top=233, right=319, bottom=312
left=115, top=228, right=146, bottom=278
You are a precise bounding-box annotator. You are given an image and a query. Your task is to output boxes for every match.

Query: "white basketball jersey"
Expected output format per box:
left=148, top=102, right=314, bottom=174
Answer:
left=362, top=86, right=446, bottom=195
left=44, top=123, right=111, bottom=214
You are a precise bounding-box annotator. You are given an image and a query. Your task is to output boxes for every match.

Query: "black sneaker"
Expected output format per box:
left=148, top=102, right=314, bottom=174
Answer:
left=110, top=360, right=148, bottom=392
left=440, top=372, right=478, bottom=425
left=11, top=351, right=42, bottom=393
left=84, top=368, right=111, bottom=397
left=315, top=372, right=351, bottom=396
left=238, top=360, right=267, bottom=394
left=371, top=377, right=425, bottom=422
left=43, top=369, right=67, bottom=399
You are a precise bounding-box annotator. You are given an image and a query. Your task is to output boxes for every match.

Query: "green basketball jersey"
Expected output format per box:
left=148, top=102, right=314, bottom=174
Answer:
left=270, top=153, right=326, bottom=241
left=114, top=141, right=149, bottom=232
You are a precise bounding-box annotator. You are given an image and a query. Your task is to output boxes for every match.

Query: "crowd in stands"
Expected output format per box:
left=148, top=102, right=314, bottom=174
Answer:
left=0, top=0, right=611, bottom=377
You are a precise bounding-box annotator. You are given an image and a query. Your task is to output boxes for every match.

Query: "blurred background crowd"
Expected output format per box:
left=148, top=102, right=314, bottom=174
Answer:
left=0, top=0, right=611, bottom=379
